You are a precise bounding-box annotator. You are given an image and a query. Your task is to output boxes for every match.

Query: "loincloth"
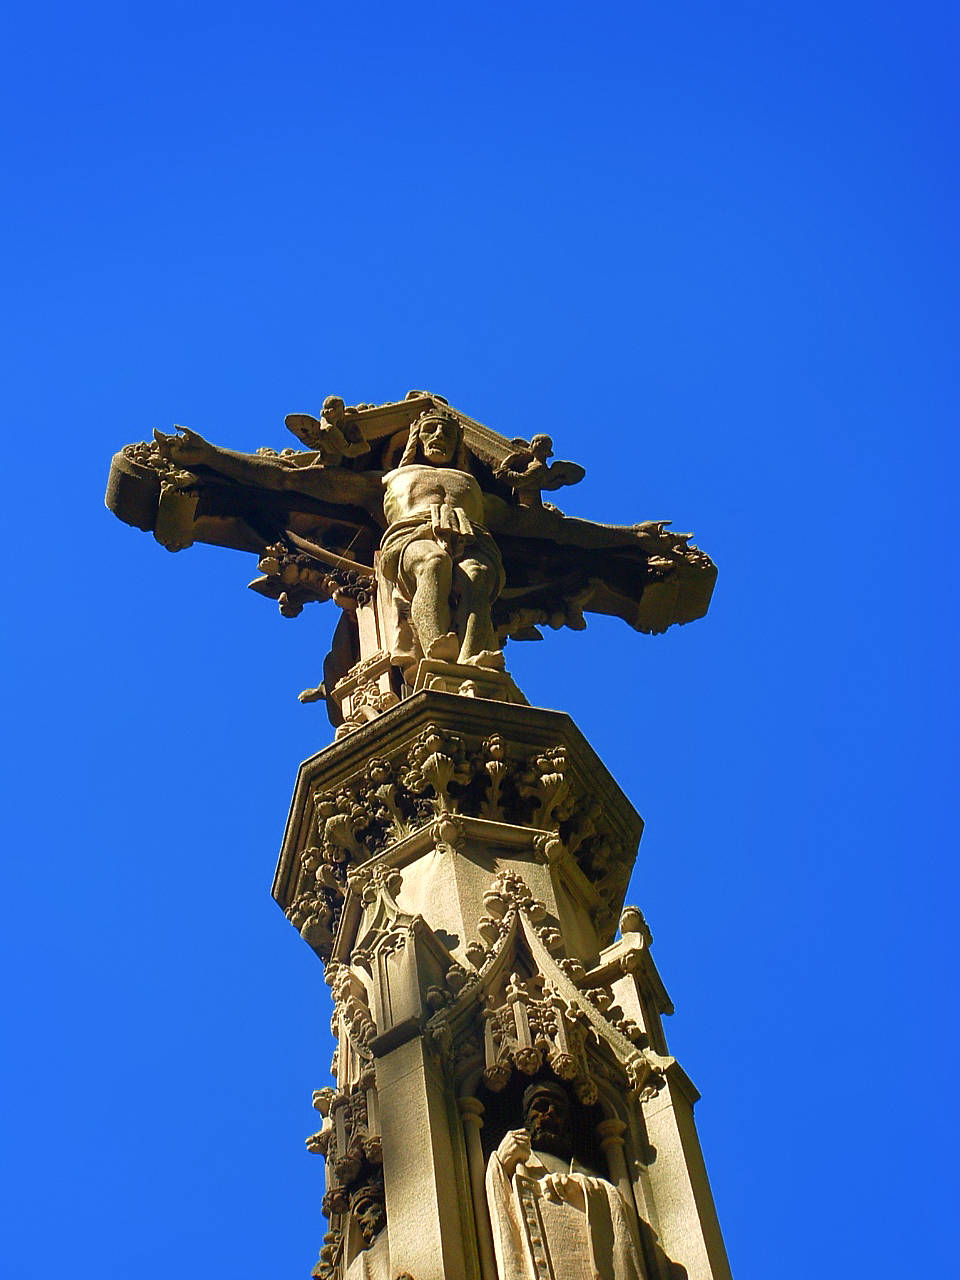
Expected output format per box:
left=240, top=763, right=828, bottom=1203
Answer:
left=378, top=514, right=505, bottom=602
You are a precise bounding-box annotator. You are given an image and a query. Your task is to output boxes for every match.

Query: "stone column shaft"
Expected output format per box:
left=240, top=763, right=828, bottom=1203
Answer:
left=459, top=1095, right=498, bottom=1280
left=597, top=1117, right=643, bottom=1255
left=376, top=1036, right=478, bottom=1280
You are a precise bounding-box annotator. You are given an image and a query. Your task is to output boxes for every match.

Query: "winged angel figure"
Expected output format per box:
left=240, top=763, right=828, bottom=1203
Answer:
left=106, top=391, right=716, bottom=725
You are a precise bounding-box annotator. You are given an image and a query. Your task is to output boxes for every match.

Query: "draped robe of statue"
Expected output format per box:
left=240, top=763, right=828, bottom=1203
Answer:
left=485, top=1146, right=645, bottom=1280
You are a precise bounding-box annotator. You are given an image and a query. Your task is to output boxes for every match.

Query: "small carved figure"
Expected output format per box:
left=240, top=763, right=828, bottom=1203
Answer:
left=496, top=434, right=585, bottom=507
left=344, top=1183, right=390, bottom=1279
left=350, top=1184, right=385, bottom=1247
left=285, top=395, right=370, bottom=467
left=306, top=1086, right=336, bottom=1154
left=485, top=1081, right=644, bottom=1280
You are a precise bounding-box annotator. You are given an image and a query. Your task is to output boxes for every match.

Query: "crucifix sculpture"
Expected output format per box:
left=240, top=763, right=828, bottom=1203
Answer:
left=107, top=389, right=716, bottom=731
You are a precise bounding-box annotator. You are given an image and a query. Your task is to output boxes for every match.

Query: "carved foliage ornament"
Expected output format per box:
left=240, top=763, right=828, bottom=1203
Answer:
left=285, top=729, right=630, bottom=958
left=307, top=990, right=385, bottom=1274
left=256, top=540, right=376, bottom=619
left=434, top=870, right=665, bottom=1105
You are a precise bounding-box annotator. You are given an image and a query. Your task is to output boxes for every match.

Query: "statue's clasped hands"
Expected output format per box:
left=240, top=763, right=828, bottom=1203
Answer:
left=496, top=1127, right=591, bottom=1211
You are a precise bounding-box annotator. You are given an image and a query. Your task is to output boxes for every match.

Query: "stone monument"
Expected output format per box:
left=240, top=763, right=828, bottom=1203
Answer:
left=106, top=390, right=730, bottom=1280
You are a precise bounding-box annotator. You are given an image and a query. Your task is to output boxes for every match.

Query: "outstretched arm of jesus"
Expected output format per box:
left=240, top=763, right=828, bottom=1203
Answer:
left=154, top=428, right=384, bottom=517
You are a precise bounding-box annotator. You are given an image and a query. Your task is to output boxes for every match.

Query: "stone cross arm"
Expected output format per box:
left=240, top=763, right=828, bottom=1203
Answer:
left=107, top=391, right=717, bottom=734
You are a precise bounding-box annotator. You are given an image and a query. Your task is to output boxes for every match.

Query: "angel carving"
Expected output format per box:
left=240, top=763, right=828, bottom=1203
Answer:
left=495, top=434, right=586, bottom=507
left=283, top=395, right=370, bottom=467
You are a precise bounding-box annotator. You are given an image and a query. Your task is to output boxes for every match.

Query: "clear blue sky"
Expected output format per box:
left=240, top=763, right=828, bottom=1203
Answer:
left=2, top=3, right=956, bottom=1277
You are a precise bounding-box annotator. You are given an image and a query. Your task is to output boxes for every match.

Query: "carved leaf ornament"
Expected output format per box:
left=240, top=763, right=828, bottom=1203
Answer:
left=425, top=869, right=666, bottom=1107
left=284, top=727, right=632, bottom=960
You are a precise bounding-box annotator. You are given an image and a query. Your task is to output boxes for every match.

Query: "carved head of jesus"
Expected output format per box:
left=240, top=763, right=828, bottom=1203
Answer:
left=522, top=1081, right=572, bottom=1158
left=400, top=408, right=468, bottom=469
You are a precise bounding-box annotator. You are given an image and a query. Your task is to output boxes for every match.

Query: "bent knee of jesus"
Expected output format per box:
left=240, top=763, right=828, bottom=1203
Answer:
left=403, top=540, right=452, bottom=579
left=457, top=557, right=496, bottom=592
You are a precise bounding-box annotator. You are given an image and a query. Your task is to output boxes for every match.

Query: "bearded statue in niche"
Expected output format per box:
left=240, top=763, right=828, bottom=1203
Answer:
left=485, top=1081, right=645, bottom=1280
